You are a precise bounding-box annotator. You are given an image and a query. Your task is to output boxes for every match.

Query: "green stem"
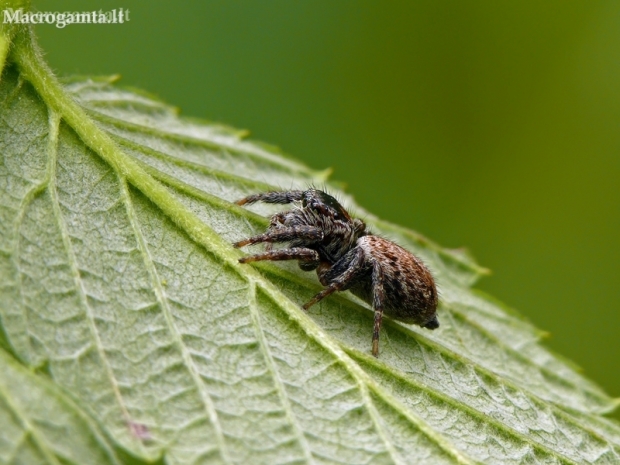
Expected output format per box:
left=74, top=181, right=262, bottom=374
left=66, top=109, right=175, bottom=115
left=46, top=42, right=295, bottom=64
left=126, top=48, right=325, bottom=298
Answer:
left=0, top=25, right=12, bottom=79
left=0, top=0, right=32, bottom=76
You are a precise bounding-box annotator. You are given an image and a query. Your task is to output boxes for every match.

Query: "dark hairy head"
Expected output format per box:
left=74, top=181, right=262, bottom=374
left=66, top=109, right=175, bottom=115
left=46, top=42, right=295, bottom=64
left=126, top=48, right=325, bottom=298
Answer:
left=303, top=189, right=352, bottom=222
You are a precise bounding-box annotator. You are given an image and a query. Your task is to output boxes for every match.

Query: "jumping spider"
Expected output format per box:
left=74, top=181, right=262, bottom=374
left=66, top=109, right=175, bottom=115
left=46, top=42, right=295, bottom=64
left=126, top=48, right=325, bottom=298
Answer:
left=233, top=188, right=439, bottom=357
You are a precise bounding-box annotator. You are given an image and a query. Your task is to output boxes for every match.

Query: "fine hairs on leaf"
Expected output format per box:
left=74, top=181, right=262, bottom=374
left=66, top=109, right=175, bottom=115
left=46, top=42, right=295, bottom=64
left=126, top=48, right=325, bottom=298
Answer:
left=0, top=17, right=619, bottom=465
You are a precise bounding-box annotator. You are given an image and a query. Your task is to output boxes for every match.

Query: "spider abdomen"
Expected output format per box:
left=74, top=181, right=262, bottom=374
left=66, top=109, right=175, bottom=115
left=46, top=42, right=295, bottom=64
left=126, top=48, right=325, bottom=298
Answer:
left=354, top=236, right=438, bottom=327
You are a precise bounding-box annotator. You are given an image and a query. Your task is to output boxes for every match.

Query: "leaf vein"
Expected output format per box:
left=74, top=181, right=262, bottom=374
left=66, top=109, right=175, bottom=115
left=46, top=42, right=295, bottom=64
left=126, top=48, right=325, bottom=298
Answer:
left=120, top=177, right=234, bottom=464
left=0, top=378, right=63, bottom=465
left=44, top=111, right=146, bottom=457
left=82, top=107, right=316, bottom=176
left=247, top=282, right=316, bottom=464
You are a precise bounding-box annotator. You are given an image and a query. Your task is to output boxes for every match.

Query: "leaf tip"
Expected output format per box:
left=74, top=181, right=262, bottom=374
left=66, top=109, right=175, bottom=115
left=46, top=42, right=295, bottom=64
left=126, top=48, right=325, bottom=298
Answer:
left=107, top=73, right=121, bottom=83
left=477, top=265, right=492, bottom=276
left=539, top=330, right=552, bottom=340
left=314, top=166, right=333, bottom=182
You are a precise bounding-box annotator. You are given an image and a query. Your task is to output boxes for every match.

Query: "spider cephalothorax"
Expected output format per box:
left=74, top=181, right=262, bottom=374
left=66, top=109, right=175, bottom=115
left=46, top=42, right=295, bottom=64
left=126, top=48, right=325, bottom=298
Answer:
left=234, top=188, right=438, bottom=356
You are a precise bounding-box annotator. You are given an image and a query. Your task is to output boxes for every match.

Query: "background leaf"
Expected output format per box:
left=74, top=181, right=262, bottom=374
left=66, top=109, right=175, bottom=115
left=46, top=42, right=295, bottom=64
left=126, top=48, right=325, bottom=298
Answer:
left=1, top=25, right=619, bottom=464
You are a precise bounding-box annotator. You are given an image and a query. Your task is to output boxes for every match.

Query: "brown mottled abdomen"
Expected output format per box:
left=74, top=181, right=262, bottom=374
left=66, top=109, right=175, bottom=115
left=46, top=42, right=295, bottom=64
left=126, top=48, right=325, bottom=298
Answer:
left=352, top=236, right=438, bottom=326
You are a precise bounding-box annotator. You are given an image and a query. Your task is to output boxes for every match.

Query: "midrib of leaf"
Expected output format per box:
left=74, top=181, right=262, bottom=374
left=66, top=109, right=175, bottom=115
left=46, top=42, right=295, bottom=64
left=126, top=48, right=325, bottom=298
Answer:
left=9, top=28, right=476, bottom=464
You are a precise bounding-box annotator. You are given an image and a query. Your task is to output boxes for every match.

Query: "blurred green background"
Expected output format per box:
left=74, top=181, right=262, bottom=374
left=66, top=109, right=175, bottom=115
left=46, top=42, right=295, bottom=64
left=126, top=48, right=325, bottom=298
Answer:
left=33, top=1, right=619, bottom=417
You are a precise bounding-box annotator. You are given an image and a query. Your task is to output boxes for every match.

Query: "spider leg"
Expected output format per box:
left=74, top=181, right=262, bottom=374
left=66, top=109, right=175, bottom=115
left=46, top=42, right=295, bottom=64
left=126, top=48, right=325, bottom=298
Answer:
left=302, top=247, right=365, bottom=310
left=371, top=263, right=385, bottom=357
left=234, top=226, right=324, bottom=248
left=238, top=248, right=320, bottom=267
left=265, top=213, right=288, bottom=251
left=236, top=190, right=304, bottom=206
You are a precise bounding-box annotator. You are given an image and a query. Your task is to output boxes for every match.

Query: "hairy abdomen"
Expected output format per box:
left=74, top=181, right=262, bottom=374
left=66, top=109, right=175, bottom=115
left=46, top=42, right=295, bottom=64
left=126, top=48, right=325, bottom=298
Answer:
left=354, top=236, right=438, bottom=325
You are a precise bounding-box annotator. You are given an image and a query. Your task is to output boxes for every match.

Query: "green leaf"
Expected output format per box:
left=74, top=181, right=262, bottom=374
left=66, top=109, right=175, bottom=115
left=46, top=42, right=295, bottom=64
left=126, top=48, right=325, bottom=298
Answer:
left=1, top=24, right=619, bottom=465
left=0, top=349, right=122, bottom=465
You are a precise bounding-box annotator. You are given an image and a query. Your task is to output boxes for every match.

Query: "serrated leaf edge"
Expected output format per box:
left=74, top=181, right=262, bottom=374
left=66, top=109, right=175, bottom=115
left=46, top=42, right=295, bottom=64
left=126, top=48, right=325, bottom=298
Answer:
left=11, top=26, right=475, bottom=464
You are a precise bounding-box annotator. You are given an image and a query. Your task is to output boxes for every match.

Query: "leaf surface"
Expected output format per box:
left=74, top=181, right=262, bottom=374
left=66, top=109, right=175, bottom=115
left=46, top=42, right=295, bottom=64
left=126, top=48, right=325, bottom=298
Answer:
left=0, top=26, right=619, bottom=465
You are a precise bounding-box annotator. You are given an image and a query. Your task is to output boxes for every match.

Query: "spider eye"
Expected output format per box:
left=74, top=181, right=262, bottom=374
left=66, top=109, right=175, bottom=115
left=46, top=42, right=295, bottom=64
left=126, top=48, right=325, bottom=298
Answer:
left=316, top=191, right=351, bottom=220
